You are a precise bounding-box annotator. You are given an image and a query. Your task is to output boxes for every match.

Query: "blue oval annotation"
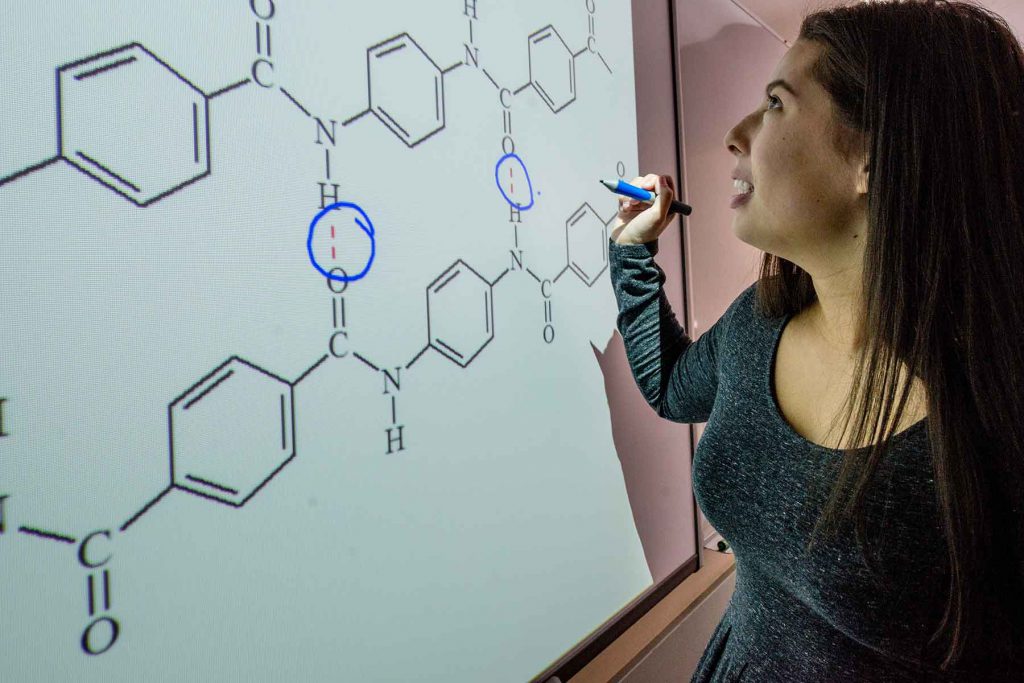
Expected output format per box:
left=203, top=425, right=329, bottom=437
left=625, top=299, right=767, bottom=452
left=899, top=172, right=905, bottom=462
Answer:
left=307, top=201, right=376, bottom=282
left=494, top=153, right=535, bottom=211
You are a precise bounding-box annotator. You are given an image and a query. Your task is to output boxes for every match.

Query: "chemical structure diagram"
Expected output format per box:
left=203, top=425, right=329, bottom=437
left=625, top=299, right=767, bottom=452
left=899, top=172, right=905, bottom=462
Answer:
left=0, top=0, right=630, bottom=659
left=0, top=43, right=250, bottom=206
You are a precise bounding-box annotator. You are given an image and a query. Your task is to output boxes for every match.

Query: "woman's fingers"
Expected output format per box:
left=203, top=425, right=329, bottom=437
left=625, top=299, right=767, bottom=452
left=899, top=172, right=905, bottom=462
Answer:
left=610, top=171, right=676, bottom=244
left=615, top=173, right=670, bottom=212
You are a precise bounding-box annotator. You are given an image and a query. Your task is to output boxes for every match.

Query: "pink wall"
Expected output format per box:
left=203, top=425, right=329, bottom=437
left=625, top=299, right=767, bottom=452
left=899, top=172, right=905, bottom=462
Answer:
left=730, top=0, right=1024, bottom=47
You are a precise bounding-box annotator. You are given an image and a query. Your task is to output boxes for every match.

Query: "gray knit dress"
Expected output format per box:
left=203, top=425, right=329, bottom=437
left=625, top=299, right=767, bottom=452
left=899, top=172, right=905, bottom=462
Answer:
left=608, top=238, right=1015, bottom=682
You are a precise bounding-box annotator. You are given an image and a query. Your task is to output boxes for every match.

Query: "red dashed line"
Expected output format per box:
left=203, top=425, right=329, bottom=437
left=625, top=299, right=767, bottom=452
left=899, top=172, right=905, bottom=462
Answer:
left=510, top=166, right=514, bottom=194
left=330, top=225, right=336, bottom=260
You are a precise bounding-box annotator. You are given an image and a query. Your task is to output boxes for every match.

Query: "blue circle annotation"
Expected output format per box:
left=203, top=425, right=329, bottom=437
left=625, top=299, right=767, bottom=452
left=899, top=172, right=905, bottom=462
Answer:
left=307, top=201, right=376, bottom=282
left=494, top=153, right=535, bottom=211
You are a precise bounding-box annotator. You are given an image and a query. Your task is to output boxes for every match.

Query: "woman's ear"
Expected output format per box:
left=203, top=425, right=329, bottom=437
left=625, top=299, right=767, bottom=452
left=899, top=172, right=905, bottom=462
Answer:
left=855, top=160, right=870, bottom=195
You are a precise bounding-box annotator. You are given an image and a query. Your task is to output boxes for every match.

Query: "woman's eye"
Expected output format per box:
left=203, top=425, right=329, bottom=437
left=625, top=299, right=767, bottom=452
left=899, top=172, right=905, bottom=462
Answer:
left=765, top=93, right=781, bottom=111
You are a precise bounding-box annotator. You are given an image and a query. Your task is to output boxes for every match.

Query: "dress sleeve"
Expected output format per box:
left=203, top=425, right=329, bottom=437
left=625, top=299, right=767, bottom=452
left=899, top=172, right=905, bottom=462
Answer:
left=608, top=238, right=733, bottom=424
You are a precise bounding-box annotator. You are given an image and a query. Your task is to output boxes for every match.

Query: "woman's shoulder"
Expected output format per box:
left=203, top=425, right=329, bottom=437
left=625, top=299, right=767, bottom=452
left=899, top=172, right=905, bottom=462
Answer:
left=721, top=280, right=772, bottom=333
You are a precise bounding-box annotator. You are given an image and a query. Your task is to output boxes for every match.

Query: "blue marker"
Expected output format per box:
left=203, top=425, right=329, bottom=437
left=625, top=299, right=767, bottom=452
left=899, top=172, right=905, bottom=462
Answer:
left=599, top=179, right=692, bottom=216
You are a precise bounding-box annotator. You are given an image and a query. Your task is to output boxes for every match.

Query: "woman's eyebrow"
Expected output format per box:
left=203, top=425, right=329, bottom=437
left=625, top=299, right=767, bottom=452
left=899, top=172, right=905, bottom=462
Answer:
left=766, top=79, right=798, bottom=98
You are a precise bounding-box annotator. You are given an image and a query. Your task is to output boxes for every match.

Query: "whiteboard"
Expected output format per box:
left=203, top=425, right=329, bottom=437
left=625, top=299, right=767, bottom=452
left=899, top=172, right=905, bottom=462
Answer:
left=0, top=2, right=650, bottom=680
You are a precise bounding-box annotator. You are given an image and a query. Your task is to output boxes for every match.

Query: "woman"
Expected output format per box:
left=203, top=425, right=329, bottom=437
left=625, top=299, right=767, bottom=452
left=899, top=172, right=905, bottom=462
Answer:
left=609, top=0, right=1023, bottom=680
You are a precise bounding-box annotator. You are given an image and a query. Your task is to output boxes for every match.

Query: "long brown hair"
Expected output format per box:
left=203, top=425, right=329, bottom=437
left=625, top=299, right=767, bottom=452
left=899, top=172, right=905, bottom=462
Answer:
left=754, top=0, right=1024, bottom=671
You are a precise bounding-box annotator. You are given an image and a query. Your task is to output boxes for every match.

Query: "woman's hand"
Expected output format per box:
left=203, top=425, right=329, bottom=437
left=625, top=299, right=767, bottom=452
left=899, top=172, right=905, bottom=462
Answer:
left=609, top=173, right=676, bottom=245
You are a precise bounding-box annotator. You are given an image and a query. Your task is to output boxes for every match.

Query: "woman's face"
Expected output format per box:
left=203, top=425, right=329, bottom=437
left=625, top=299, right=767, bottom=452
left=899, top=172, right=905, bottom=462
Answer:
left=723, top=39, right=868, bottom=273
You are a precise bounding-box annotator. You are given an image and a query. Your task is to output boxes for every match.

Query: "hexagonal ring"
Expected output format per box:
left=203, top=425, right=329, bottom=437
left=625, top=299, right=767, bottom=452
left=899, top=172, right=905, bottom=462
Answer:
left=58, top=43, right=210, bottom=206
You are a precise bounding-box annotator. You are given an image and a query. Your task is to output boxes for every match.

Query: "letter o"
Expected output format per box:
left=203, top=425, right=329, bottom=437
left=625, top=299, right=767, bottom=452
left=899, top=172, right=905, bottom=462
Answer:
left=81, top=616, right=119, bottom=656
left=250, top=0, right=276, bottom=20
